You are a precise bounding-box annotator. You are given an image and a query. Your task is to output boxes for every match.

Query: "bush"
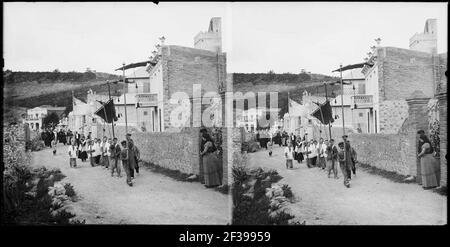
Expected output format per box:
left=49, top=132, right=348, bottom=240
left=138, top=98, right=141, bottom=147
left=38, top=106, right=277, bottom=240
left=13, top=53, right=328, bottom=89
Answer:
left=281, top=184, right=294, bottom=199
left=232, top=167, right=297, bottom=225
left=232, top=165, right=250, bottom=185
left=3, top=125, right=78, bottom=225
left=64, top=183, right=76, bottom=198
left=269, top=210, right=295, bottom=225
left=26, top=135, right=45, bottom=152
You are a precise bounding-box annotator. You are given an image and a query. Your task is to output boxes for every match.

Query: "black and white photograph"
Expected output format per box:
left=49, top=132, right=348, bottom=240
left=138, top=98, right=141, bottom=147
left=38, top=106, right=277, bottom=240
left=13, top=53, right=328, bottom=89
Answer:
left=2, top=1, right=447, bottom=227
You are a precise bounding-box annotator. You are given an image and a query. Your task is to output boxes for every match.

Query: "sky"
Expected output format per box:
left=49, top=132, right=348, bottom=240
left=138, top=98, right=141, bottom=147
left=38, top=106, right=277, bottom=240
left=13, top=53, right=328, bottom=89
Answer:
left=3, top=2, right=447, bottom=76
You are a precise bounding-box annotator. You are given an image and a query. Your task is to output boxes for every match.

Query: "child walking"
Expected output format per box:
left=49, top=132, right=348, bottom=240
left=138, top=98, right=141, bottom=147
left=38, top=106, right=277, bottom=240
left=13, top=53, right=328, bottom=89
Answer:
left=87, top=140, right=96, bottom=167
left=268, top=138, right=273, bottom=156
left=110, top=138, right=122, bottom=177
left=68, top=139, right=78, bottom=168
left=284, top=141, right=295, bottom=169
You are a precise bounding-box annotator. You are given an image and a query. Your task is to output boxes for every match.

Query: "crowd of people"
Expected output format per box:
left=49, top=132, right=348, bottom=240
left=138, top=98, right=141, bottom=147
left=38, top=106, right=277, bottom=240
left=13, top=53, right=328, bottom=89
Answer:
left=264, top=131, right=358, bottom=188
left=261, top=129, right=442, bottom=190
left=67, top=132, right=140, bottom=187
left=44, top=128, right=141, bottom=187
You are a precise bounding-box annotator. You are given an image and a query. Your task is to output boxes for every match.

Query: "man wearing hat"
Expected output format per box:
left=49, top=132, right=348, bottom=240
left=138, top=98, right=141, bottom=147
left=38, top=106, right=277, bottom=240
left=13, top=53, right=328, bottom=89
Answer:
left=338, top=141, right=351, bottom=188
left=342, top=135, right=357, bottom=178
left=126, top=133, right=140, bottom=179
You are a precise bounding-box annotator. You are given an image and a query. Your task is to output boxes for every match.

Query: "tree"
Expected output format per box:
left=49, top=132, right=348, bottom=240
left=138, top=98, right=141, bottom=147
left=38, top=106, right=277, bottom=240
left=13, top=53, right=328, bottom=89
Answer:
left=43, top=112, right=60, bottom=128
left=298, top=72, right=311, bottom=82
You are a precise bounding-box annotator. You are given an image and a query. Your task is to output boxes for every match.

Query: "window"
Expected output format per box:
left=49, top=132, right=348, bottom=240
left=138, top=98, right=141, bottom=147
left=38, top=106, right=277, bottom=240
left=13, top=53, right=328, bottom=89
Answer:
left=359, top=113, right=363, bottom=117
left=144, top=111, right=148, bottom=116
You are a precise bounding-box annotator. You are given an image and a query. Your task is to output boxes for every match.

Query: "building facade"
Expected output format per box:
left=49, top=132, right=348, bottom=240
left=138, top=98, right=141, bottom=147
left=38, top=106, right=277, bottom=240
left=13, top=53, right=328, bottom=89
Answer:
left=331, top=68, right=374, bottom=133
left=361, top=19, right=446, bottom=134
left=237, top=107, right=280, bottom=132
left=145, top=17, right=226, bottom=132
left=24, top=105, right=66, bottom=131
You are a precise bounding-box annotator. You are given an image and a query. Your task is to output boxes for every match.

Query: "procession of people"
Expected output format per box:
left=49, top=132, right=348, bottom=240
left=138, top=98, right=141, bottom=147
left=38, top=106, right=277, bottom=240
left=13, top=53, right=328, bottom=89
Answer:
left=38, top=124, right=224, bottom=189
left=64, top=132, right=141, bottom=187
left=259, top=130, right=359, bottom=188
left=37, top=125, right=141, bottom=187
left=259, top=128, right=441, bottom=190
left=40, top=122, right=440, bottom=191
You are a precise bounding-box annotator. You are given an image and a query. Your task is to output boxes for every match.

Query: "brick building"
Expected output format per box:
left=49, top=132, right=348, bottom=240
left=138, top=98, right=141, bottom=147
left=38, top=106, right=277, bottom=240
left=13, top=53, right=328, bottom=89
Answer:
left=355, top=19, right=447, bottom=186
left=361, top=19, right=446, bottom=134
left=146, top=17, right=226, bottom=132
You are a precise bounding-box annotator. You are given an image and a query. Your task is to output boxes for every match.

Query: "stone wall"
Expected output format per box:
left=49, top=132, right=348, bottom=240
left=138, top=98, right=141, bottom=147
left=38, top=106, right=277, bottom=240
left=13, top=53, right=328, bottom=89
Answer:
left=378, top=100, right=409, bottom=133
left=95, top=124, right=241, bottom=185
left=348, top=130, right=416, bottom=176
left=97, top=125, right=201, bottom=175
left=222, top=127, right=245, bottom=185
left=438, top=92, right=447, bottom=187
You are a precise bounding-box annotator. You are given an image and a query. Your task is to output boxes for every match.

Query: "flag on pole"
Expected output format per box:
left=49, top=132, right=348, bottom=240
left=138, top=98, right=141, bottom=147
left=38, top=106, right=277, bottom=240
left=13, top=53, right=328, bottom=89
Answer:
left=311, top=100, right=334, bottom=124
left=94, top=99, right=118, bottom=123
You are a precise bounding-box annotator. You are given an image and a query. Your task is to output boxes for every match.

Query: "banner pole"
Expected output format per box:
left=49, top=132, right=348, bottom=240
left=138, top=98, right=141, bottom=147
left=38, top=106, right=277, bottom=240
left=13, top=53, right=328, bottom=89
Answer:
left=107, top=81, right=115, bottom=139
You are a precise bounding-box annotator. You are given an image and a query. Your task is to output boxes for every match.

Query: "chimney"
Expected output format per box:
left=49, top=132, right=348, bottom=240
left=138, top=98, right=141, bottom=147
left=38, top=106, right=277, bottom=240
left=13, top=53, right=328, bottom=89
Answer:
left=159, top=36, right=166, bottom=46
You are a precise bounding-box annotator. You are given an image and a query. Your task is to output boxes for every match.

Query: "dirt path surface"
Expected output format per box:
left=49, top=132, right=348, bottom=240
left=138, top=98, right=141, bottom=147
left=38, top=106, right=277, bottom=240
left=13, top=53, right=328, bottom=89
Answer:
left=248, top=146, right=446, bottom=225
left=31, top=145, right=230, bottom=224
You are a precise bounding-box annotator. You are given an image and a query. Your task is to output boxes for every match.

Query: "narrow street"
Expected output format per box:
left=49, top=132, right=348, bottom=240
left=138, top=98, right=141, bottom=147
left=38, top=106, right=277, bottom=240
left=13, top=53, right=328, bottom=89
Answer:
left=248, top=146, right=447, bottom=225
left=30, top=145, right=230, bottom=224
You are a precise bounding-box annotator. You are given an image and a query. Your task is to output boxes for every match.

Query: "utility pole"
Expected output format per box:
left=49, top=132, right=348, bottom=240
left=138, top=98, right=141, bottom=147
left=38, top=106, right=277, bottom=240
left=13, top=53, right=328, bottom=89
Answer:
left=122, top=63, right=128, bottom=134
left=122, top=62, right=129, bottom=171
left=339, top=64, right=347, bottom=170
left=340, top=66, right=345, bottom=137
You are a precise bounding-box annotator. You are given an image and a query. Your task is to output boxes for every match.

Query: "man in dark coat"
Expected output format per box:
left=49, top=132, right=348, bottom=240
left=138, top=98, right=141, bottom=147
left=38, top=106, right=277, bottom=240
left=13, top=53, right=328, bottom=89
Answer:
left=110, top=137, right=122, bottom=177
left=126, top=134, right=140, bottom=178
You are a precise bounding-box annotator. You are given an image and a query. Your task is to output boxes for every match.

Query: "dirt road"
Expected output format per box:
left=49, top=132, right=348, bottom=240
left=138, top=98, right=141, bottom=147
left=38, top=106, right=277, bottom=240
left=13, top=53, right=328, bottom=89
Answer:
left=248, top=146, right=446, bottom=225
left=31, top=145, right=230, bottom=224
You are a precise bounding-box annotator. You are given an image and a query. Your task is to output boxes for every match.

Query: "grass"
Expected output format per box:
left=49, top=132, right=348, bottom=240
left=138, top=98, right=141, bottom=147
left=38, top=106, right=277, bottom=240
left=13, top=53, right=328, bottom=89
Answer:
left=357, top=162, right=416, bottom=184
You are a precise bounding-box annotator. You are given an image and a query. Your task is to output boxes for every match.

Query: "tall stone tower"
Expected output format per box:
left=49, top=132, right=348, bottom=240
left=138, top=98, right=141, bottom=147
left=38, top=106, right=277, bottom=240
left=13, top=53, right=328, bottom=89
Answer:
left=194, top=17, right=222, bottom=53
left=409, top=19, right=437, bottom=54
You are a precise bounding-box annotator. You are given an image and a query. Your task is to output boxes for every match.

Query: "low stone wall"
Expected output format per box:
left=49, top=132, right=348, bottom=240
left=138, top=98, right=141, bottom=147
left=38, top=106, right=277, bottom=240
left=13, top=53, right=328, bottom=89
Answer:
left=94, top=123, right=244, bottom=185
left=348, top=132, right=416, bottom=176
left=97, top=126, right=200, bottom=175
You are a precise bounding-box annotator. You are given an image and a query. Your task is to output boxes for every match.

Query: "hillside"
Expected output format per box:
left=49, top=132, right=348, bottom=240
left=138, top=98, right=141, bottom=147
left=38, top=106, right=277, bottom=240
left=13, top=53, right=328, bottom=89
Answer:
left=3, top=70, right=122, bottom=123
left=231, top=72, right=341, bottom=117
left=3, top=70, right=343, bottom=124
